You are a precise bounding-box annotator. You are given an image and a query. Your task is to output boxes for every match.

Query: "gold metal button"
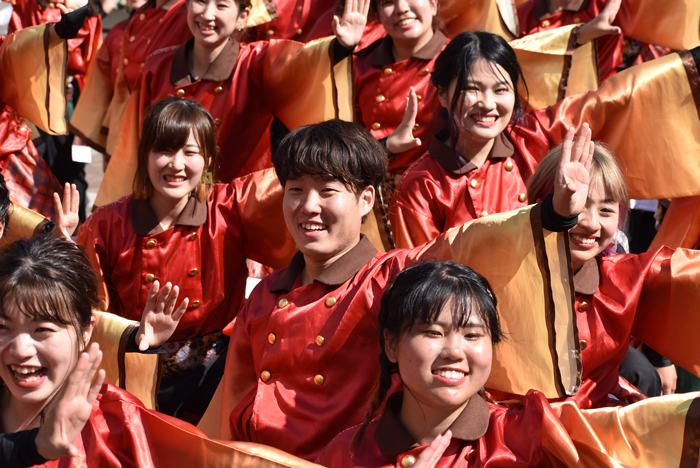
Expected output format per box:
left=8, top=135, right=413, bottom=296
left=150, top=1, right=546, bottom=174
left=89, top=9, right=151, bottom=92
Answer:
left=146, top=239, right=157, bottom=249
left=49, top=2, right=55, bottom=7
left=145, top=273, right=156, bottom=283
left=466, top=449, right=476, bottom=461
left=147, top=39, right=151, bottom=44
left=140, top=63, right=145, bottom=69
left=266, top=29, right=275, bottom=36
left=518, top=193, right=527, bottom=203
left=315, top=335, right=325, bottom=346
left=413, top=124, right=420, bottom=131
left=176, top=89, right=185, bottom=98
left=190, top=232, right=198, bottom=240
left=130, top=35, right=136, bottom=42
left=214, top=86, right=223, bottom=95
left=480, top=211, right=488, bottom=217
left=188, top=268, right=199, bottom=277
left=159, top=17, right=164, bottom=22
left=383, top=67, right=392, bottom=76
left=578, top=301, right=589, bottom=312
left=123, top=58, right=130, bottom=65
left=214, top=118, right=222, bottom=125
left=261, top=370, right=271, bottom=381
left=421, top=68, right=430, bottom=76
left=416, top=94, right=422, bottom=102
left=470, top=179, right=478, bottom=189
left=139, top=13, right=146, bottom=20
left=505, top=161, right=514, bottom=172
left=371, top=122, right=381, bottom=130
left=579, top=339, right=587, bottom=350
left=573, top=17, right=582, bottom=24
left=296, top=5, right=303, bottom=12
left=376, top=94, right=385, bottom=103
left=268, top=333, right=276, bottom=344
left=541, top=19, right=551, bottom=28
left=325, top=296, right=336, bottom=307
left=314, top=374, right=324, bottom=385
left=192, top=300, right=201, bottom=308
left=401, top=456, right=416, bottom=468
left=296, top=28, right=303, bottom=35
left=278, top=298, right=289, bottom=308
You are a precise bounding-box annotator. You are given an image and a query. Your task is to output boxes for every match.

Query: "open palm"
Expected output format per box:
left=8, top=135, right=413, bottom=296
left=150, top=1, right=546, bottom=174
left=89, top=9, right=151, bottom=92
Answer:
left=332, top=0, right=370, bottom=48
left=553, top=123, right=594, bottom=217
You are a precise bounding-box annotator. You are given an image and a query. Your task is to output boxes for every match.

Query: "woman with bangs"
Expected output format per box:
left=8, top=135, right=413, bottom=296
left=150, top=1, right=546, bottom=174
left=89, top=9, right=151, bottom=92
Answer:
left=389, top=31, right=700, bottom=250
left=516, top=142, right=700, bottom=409
left=77, top=98, right=297, bottom=423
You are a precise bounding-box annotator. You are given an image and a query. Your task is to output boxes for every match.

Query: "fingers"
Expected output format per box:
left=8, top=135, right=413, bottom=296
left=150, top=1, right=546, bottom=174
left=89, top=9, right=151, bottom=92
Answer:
left=415, top=430, right=452, bottom=468
left=584, top=141, right=595, bottom=170
left=560, top=127, right=575, bottom=164
left=62, top=183, right=71, bottom=215
left=572, top=123, right=591, bottom=164
left=361, top=0, right=370, bottom=16
left=163, top=284, right=180, bottom=315
left=144, top=280, right=160, bottom=309
left=172, top=297, right=189, bottom=323
left=53, top=192, right=64, bottom=219
left=70, top=184, right=79, bottom=215
left=156, top=281, right=174, bottom=313
left=401, top=87, right=419, bottom=127
left=87, top=369, right=106, bottom=403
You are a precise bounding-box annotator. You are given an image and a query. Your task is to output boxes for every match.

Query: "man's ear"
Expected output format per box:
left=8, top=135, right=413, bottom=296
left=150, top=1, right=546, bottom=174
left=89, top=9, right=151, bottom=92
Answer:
left=359, top=185, right=375, bottom=219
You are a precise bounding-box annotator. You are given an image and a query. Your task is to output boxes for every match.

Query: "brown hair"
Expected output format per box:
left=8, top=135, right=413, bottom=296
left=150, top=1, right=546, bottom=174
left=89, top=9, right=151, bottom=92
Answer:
left=526, top=141, right=630, bottom=223
left=133, top=98, right=217, bottom=202
left=273, top=119, right=388, bottom=196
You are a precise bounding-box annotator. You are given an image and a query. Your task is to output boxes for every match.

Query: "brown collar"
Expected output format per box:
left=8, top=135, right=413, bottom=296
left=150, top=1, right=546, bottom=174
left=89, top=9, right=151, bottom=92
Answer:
left=130, top=196, right=208, bottom=236
left=376, top=392, right=490, bottom=456
left=369, top=30, right=447, bottom=67
left=573, top=259, right=600, bottom=295
left=170, top=37, right=240, bottom=87
left=430, top=131, right=515, bottom=173
left=269, top=235, right=378, bottom=292
left=533, top=0, right=588, bottom=19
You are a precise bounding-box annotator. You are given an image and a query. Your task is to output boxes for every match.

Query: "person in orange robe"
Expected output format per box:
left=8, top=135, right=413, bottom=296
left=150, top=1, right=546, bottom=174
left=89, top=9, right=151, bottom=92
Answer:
left=389, top=33, right=700, bottom=249
left=97, top=0, right=369, bottom=206
left=515, top=142, right=700, bottom=410
left=217, top=119, right=592, bottom=461
left=76, top=98, right=296, bottom=422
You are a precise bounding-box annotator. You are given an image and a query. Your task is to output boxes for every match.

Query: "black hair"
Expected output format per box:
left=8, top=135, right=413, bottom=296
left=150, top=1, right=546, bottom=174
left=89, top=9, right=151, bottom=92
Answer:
left=351, top=261, right=503, bottom=453
left=0, top=172, right=9, bottom=231
left=272, top=119, right=387, bottom=196
left=431, top=31, right=528, bottom=158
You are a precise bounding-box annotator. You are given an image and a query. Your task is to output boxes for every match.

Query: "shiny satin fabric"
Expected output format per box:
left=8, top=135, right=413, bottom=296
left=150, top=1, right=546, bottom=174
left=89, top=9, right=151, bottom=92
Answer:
left=439, top=0, right=516, bottom=41
left=220, top=206, right=577, bottom=460
left=353, top=37, right=446, bottom=175
left=252, top=0, right=336, bottom=43
left=42, top=384, right=323, bottom=468
left=8, top=0, right=103, bottom=87
left=96, top=36, right=342, bottom=206
left=650, top=196, right=700, bottom=251
left=0, top=199, right=45, bottom=249
left=69, top=0, right=192, bottom=154
left=77, top=168, right=296, bottom=342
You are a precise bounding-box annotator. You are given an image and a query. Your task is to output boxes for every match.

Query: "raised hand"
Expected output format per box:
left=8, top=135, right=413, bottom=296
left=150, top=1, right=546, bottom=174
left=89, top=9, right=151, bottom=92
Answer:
left=413, top=430, right=452, bottom=468
left=53, top=183, right=80, bottom=240
left=577, top=0, right=622, bottom=44
left=57, top=0, right=89, bottom=14
left=386, top=87, right=422, bottom=154
left=553, top=123, right=594, bottom=217
left=35, top=343, right=105, bottom=460
left=135, top=281, right=188, bottom=351
left=332, top=0, right=370, bottom=48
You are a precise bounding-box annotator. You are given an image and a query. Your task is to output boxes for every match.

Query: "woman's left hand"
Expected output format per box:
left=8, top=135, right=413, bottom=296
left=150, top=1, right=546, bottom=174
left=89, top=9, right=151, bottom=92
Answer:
left=333, top=0, right=370, bottom=48
left=136, top=281, right=189, bottom=351
left=52, top=183, right=80, bottom=240
left=553, top=123, right=594, bottom=217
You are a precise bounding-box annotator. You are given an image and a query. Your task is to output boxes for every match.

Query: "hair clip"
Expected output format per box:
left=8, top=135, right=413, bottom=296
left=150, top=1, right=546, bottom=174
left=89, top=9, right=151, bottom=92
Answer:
left=201, top=171, right=213, bottom=185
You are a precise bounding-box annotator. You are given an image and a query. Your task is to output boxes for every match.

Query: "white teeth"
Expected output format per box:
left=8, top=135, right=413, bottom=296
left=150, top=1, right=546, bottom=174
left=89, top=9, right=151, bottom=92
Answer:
left=165, top=175, right=186, bottom=182
left=571, top=234, right=596, bottom=245
left=10, top=365, right=41, bottom=374
left=397, top=18, right=416, bottom=26
left=433, top=370, right=465, bottom=379
left=472, top=115, right=497, bottom=123
left=199, top=24, right=215, bottom=31
left=10, top=365, right=44, bottom=382
left=301, top=223, right=326, bottom=231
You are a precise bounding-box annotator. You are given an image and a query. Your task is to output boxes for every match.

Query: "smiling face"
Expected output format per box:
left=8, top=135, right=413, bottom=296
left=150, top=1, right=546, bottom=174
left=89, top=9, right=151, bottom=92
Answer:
left=282, top=175, right=374, bottom=265
left=386, top=303, right=493, bottom=413
left=0, top=299, right=87, bottom=412
left=187, top=0, right=248, bottom=49
left=569, top=176, right=620, bottom=271
left=438, top=57, right=516, bottom=146
left=147, top=131, right=206, bottom=206
left=376, top=0, right=436, bottom=46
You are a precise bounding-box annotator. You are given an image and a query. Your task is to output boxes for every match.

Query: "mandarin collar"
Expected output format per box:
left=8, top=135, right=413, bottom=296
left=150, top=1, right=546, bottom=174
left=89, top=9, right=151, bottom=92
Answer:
left=369, top=30, right=448, bottom=67
left=376, top=391, right=490, bottom=456
left=269, top=235, right=378, bottom=292
left=429, top=130, right=515, bottom=173
left=131, top=195, right=208, bottom=236
left=573, top=258, right=600, bottom=295
left=533, top=0, right=588, bottom=19
left=170, top=37, right=240, bottom=87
